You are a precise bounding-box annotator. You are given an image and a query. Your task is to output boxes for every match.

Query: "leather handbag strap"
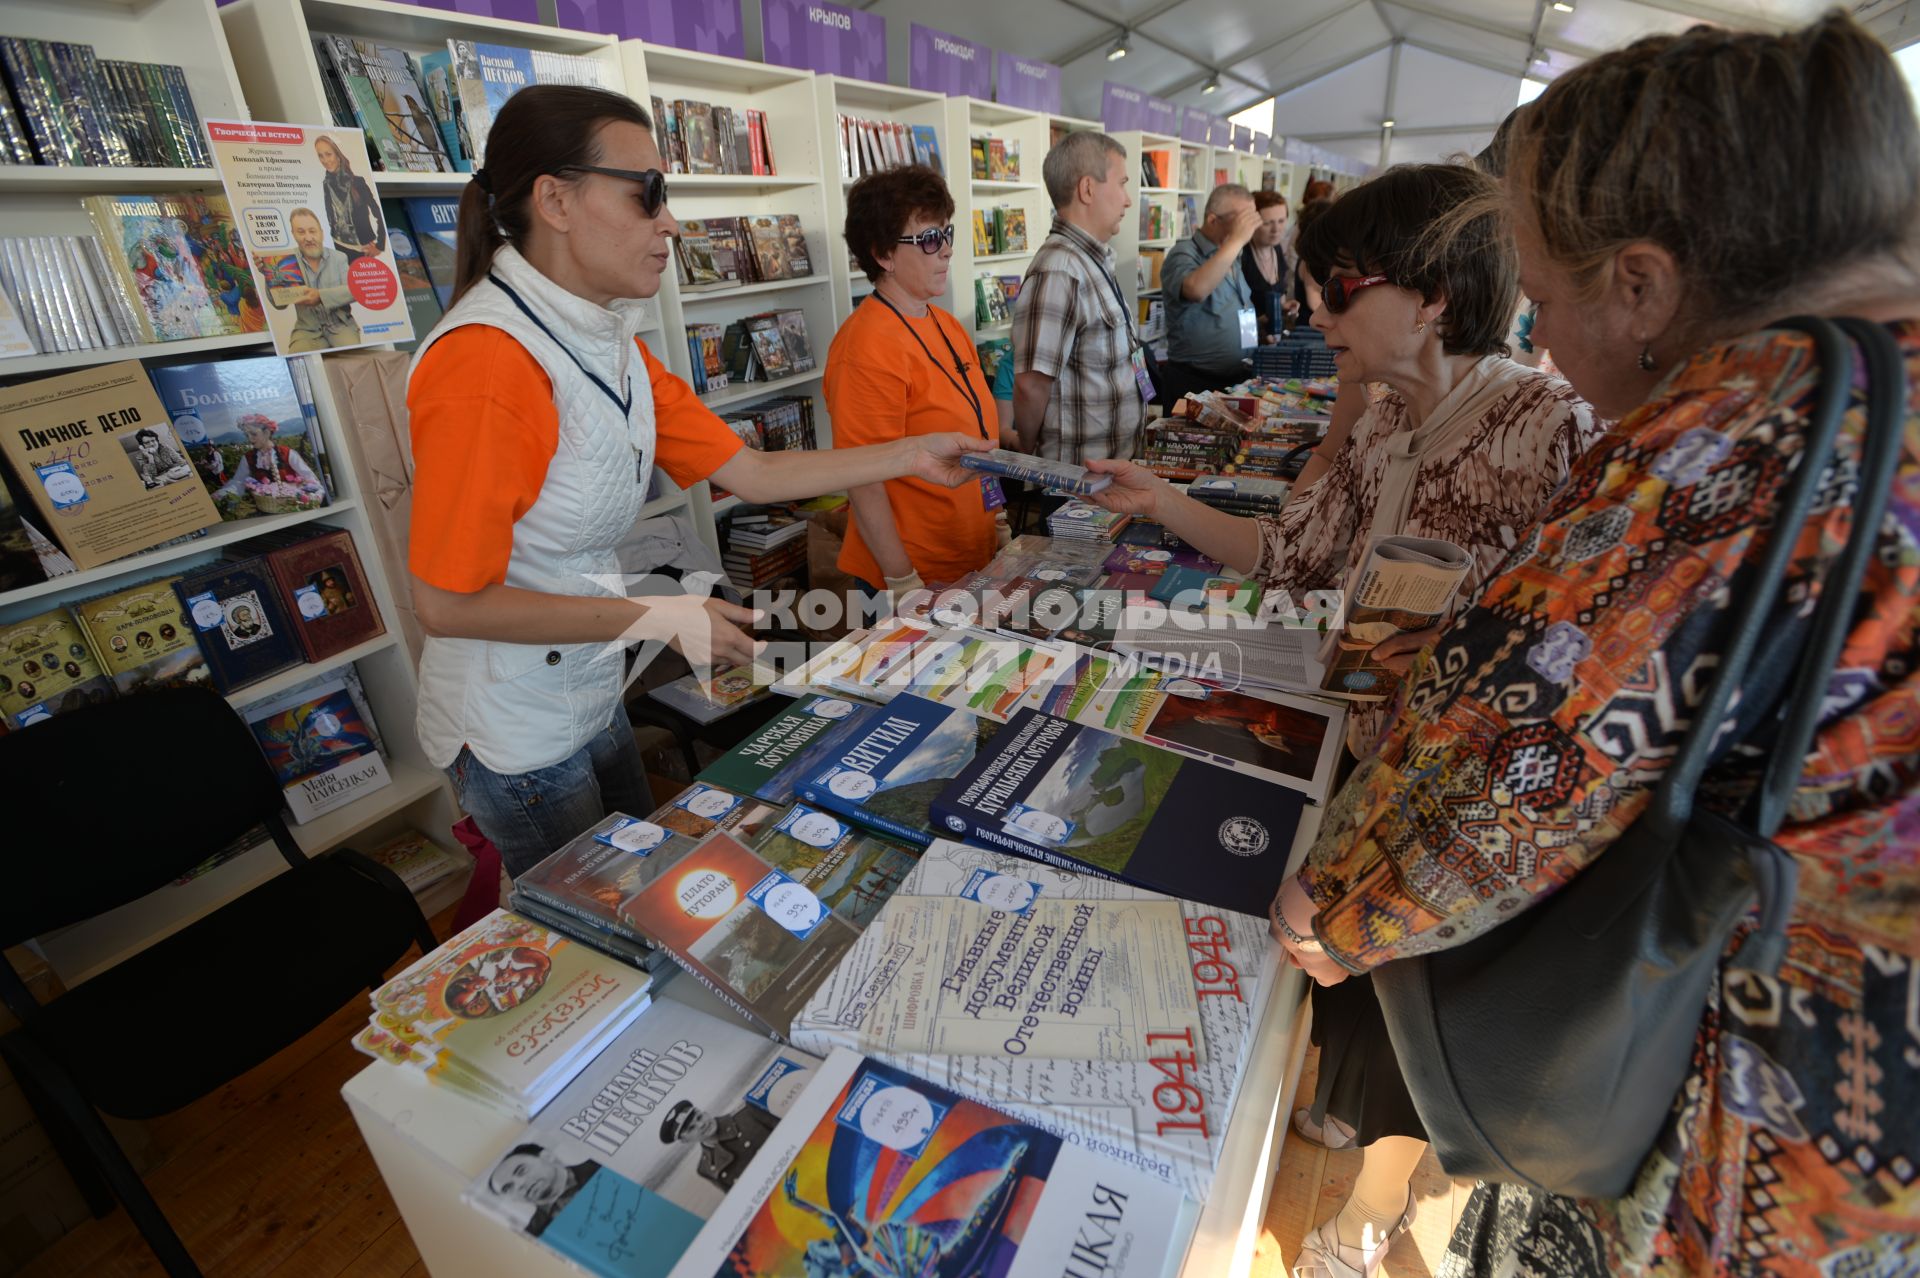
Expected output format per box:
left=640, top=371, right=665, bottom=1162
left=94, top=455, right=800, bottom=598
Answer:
left=1750, top=317, right=1908, bottom=836
left=1637, top=316, right=1854, bottom=842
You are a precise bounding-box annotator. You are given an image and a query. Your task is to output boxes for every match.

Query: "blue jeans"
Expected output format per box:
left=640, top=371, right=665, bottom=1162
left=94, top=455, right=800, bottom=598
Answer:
left=445, top=702, right=652, bottom=880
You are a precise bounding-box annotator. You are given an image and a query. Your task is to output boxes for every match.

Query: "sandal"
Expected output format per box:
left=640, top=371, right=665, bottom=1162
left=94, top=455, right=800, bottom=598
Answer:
left=1291, top=1107, right=1357, bottom=1152
left=1291, top=1193, right=1416, bottom=1278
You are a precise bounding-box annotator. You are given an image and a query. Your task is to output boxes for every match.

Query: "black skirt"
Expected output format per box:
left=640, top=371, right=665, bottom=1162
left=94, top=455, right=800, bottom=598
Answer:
left=1306, top=972, right=1428, bottom=1145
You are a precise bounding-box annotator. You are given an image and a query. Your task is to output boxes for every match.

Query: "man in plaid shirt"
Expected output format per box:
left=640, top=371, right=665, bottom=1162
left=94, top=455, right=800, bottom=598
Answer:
left=1011, top=131, right=1148, bottom=465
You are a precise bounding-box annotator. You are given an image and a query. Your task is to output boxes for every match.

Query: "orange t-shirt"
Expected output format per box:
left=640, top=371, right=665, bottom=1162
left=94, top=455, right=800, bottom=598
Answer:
left=824, top=299, right=998, bottom=586
left=408, top=325, right=744, bottom=591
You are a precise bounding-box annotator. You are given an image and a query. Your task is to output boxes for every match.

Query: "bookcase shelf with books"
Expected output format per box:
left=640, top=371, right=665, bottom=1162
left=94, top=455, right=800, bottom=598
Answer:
left=944, top=97, right=1048, bottom=345
left=622, top=41, right=832, bottom=557
left=0, top=166, right=236, bottom=196
left=221, top=629, right=398, bottom=710
left=814, top=75, right=950, bottom=329
left=218, top=0, right=622, bottom=159
left=1109, top=130, right=1184, bottom=352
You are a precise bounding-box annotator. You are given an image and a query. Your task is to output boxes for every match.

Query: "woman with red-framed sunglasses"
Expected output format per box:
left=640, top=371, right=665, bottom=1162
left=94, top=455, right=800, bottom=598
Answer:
left=1086, top=162, right=1604, bottom=1278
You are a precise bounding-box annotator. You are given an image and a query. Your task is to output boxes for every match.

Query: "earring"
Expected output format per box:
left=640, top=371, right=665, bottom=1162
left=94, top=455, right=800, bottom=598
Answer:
left=1637, top=343, right=1656, bottom=371
left=1415, top=319, right=1428, bottom=334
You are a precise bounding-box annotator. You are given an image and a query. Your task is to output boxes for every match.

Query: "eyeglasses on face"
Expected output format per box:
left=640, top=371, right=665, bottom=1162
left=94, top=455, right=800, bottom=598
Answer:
left=555, top=165, right=670, bottom=217
left=896, top=224, right=956, bottom=254
left=1321, top=272, right=1391, bottom=314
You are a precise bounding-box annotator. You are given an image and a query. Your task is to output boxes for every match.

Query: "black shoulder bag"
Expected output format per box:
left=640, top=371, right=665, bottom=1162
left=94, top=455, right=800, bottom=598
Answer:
left=1372, top=316, right=1909, bottom=1200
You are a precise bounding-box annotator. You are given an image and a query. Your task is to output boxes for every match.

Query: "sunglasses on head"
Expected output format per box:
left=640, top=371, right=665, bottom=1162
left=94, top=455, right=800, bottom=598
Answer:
left=555, top=165, right=670, bottom=217
left=1320, top=273, right=1392, bottom=314
left=896, top=224, right=956, bottom=254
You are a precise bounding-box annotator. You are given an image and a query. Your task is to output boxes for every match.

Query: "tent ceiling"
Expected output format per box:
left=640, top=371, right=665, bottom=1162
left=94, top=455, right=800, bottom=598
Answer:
left=855, top=0, right=1917, bottom=164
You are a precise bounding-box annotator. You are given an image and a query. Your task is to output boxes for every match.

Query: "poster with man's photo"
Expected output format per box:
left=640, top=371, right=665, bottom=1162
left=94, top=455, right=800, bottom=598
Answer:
left=204, top=120, right=415, bottom=357
left=461, top=1001, right=816, bottom=1277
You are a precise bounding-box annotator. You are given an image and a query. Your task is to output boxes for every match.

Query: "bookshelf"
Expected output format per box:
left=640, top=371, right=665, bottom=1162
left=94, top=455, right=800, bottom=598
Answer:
left=621, top=41, right=834, bottom=558
left=943, top=97, right=1049, bottom=345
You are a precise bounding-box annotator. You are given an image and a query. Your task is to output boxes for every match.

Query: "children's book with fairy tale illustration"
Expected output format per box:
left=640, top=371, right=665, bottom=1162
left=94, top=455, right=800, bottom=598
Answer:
left=618, top=831, right=862, bottom=1040
left=662, top=1049, right=1183, bottom=1278
left=170, top=555, right=303, bottom=694
left=81, top=192, right=264, bottom=343
left=242, top=673, right=391, bottom=823
left=367, top=909, right=653, bottom=1116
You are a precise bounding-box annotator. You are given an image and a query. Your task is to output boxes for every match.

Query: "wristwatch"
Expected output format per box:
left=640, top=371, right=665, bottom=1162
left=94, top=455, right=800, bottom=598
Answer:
left=1273, top=908, right=1324, bottom=955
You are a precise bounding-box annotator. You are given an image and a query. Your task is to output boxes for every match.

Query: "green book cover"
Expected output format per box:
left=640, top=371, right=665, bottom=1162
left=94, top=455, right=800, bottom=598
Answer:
left=694, top=693, right=868, bottom=803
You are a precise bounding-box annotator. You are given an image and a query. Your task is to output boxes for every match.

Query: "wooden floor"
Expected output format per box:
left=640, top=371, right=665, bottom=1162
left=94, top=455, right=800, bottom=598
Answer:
left=1252, top=1050, right=1471, bottom=1278
left=19, top=914, right=1464, bottom=1278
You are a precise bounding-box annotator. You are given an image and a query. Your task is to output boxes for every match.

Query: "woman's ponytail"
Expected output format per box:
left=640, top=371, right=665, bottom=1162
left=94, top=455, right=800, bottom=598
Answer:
left=444, top=84, right=654, bottom=308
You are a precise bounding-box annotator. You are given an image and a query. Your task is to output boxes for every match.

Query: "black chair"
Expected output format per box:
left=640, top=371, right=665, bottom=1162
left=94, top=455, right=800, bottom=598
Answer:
left=0, top=685, right=438, bottom=1276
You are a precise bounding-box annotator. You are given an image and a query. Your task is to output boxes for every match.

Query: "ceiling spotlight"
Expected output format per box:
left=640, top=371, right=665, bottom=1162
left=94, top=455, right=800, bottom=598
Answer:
left=1381, top=118, right=1396, bottom=128
left=1202, top=72, right=1220, bottom=94
left=1551, top=1, right=1574, bottom=11
left=1108, top=32, right=1131, bottom=61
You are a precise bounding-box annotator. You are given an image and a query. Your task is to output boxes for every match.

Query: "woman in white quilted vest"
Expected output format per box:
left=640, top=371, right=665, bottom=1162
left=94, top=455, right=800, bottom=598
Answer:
left=407, top=86, right=992, bottom=876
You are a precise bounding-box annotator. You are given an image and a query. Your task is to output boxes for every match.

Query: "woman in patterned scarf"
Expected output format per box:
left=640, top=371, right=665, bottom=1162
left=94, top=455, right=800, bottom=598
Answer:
left=1275, top=13, right=1920, bottom=1277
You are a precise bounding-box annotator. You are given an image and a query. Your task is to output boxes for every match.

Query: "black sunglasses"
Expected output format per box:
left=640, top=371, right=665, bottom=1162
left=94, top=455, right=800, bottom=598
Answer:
left=555, top=165, right=670, bottom=217
left=896, top=224, right=956, bottom=254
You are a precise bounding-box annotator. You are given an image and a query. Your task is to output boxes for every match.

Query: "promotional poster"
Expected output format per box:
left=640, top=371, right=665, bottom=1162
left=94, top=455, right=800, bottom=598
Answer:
left=205, top=119, right=414, bottom=357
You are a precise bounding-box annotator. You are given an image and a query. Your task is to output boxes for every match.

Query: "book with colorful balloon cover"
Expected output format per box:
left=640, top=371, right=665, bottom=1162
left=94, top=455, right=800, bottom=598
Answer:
left=661, top=1049, right=1183, bottom=1278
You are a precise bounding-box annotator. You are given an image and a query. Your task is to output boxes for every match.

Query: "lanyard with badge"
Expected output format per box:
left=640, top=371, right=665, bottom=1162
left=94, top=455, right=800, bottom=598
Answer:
left=1075, top=242, right=1159, bottom=404
left=872, top=290, right=1005, bottom=512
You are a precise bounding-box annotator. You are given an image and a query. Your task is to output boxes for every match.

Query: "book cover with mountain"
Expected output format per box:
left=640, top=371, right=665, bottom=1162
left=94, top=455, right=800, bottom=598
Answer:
left=380, top=199, right=445, bottom=347
left=400, top=197, right=460, bottom=306
left=745, top=804, right=920, bottom=927
left=796, top=695, right=999, bottom=847
left=931, top=708, right=1306, bottom=916
left=694, top=693, right=869, bottom=804
left=147, top=355, right=328, bottom=520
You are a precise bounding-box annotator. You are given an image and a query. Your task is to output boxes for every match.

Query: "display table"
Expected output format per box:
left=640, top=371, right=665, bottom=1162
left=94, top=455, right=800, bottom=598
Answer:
left=344, top=810, right=1322, bottom=1277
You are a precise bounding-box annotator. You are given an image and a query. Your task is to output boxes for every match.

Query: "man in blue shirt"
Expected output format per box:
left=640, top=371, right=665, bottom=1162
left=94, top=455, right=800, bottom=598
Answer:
left=1160, top=183, right=1260, bottom=404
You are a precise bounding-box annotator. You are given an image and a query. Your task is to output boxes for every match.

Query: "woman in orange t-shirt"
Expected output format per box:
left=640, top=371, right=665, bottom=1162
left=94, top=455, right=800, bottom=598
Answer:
left=826, top=166, right=1001, bottom=598
left=405, top=87, right=991, bottom=875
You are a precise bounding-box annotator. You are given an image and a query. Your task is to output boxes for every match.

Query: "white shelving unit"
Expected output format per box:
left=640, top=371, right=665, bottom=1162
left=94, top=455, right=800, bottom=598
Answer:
left=621, top=41, right=834, bottom=557
left=942, top=97, right=1049, bottom=347
left=0, top=0, right=485, bottom=984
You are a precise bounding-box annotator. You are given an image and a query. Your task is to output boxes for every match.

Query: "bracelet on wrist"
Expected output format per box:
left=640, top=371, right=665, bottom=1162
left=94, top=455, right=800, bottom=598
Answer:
left=1275, top=912, right=1324, bottom=954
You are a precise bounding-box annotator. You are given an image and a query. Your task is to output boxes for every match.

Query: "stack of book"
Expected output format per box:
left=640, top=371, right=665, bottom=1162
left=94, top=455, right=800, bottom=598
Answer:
left=1140, top=147, right=1172, bottom=188
left=1048, top=498, right=1131, bottom=541
left=684, top=321, right=729, bottom=394
left=356, top=909, right=654, bottom=1118
left=650, top=97, right=776, bottom=175
left=0, top=38, right=210, bottom=168
left=1181, top=148, right=1207, bottom=189
left=673, top=214, right=814, bottom=291
left=721, top=506, right=810, bottom=594
left=967, top=134, right=1021, bottom=180
left=645, top=666, right=773, bottom=726
left=969, top=204, right=1028, bottom=256
left=834, top=114, right=940, bottom=179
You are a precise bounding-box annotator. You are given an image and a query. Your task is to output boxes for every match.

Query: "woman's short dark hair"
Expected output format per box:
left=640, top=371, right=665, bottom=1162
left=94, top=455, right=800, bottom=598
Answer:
left=1252, top=190, right=1288, bottom=213
left=843, top=165, right=956, bottom=283
left=451, top=85, right=654, bottom=306
left=1298, top=164, right=1516, bottom=357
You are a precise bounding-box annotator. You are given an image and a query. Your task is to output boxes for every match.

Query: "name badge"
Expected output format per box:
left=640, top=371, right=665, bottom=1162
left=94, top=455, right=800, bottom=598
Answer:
left=1129, top=347, right=1157, bottom=403
left=980, top=474, right=1006, bottom=511
left=1237, top=306, right=1259, bottom=350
